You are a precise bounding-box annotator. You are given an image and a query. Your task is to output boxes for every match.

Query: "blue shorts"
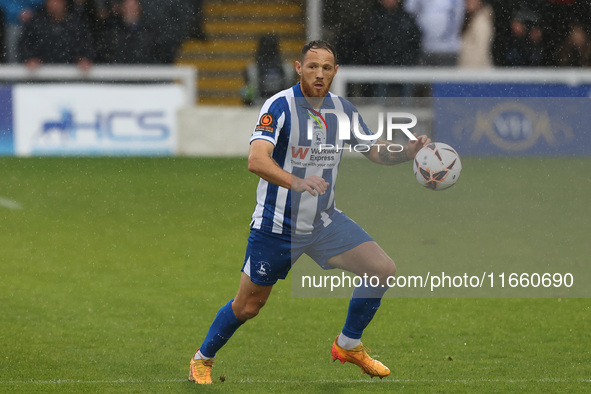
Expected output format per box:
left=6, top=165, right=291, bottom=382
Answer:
left=242, top=211, right=373, bottom=285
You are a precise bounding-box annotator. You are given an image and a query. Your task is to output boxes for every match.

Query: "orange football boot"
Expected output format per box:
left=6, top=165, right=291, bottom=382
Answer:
left=189, top=355, right=214, bottom=384
left=331, top=336, right=390, bottom=378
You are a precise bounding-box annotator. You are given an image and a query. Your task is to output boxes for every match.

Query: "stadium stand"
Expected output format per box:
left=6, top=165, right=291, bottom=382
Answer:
left=176, top=0, right=305, bottom=106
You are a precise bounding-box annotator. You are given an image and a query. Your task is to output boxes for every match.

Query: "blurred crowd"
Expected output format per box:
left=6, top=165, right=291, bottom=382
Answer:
left=3, top=0, right=590, bottom=70
left=241, top=0, right=591, bottom=103
left=324, top=0, right=591, bottom=68
left=0, top=0, right=204, bottom=67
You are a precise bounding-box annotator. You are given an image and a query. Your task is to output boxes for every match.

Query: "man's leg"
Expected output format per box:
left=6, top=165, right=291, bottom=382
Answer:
left=327, top=241, right=395, bottom=378
left=190, top=272, right=273, bottom=384
left=329, top=241, right=395, bottom=342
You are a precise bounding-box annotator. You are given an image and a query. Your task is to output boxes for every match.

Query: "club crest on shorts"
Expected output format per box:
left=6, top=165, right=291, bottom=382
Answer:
left=256, top=261, right=270, bottom=276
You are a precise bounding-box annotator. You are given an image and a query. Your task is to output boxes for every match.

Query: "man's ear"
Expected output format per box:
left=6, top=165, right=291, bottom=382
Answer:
left=295, top=61, right=302, bottom=76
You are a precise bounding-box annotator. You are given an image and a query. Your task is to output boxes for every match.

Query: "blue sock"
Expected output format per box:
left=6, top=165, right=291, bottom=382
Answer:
left=341, top=286, right=388, bottom=340
left=199, top=299, right=244, bottom=358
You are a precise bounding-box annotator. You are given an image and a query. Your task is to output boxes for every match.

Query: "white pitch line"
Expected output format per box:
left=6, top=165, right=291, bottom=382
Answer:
left=0, top=379, right=186, bottom=385
left=0, top=197, right=23, bottom=210
left=0, top=378, right=588, bottom=385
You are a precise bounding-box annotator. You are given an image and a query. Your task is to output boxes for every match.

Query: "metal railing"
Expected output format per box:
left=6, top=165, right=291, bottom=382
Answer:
left=331, top=66, right=591, bottom=97
left=0, top=64, right=197, bottom=104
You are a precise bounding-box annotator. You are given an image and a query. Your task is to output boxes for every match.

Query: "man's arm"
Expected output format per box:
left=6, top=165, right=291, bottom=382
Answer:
left=363, top=134, right=431, bottom=165
left=248, top=139, right=329, bottom=196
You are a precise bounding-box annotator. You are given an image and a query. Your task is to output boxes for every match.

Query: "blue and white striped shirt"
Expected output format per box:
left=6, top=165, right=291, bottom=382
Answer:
left=249, top=83, right=376, bottom=235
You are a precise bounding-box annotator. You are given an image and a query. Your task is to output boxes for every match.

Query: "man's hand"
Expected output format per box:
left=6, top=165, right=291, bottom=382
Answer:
left=25, top=58, right=42, bottom=71
left=365, top=134, right=432, bottom=165
left=77, top=58, right=93, bottom=72
left=292, top=175, right=329, bottom=196
left=249, top=139, right=329, bottom=195
left=405, top=134, right=431, bottom=160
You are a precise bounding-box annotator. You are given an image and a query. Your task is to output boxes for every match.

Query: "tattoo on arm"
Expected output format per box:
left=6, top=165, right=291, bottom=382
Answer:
left=378, top=148, right=409, bottom=165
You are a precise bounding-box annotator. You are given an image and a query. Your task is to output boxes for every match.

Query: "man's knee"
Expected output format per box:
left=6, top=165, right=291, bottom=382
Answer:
left=375, top=257, right=396, bottom=283
left=232, top=297, right=266, bottom=321
left=233, top=272, right=273, bottom=321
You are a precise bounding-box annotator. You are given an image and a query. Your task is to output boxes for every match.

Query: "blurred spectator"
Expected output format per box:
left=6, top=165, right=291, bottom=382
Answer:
left=240, top=34, right=293, bottom=105
left=324, top=0, right=591, bottom=70
left=504, top=9, right=543, bottom=66
left=69, top=0, right=111, bottom=62
left=69, top=0, right=106, bottom=33
left=100, top=0, right=156, bottom=63
left=365, top=0, right=421, bottom=66
left=459, top=0, right=494, bottom=68
left=364, top=0, right=421, bottom=96
left=187, top=0, right=205, bottom=40
left=405, top=0, right=465, bottom=66
left=539, top=0, right=578, bottom=66
left=488, top=0, right=514, bottom=66
left=19, top=0, right=94, bottom=69
left=558, top=23, right=591, bottom=66
left=0, top=0, right=43, bottom=63
left=323, top=0, right=372, bottom=65
left=139, top=0, right=192, bottom=63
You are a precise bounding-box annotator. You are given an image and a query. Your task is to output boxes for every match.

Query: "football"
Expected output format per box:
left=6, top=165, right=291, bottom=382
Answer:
left=413, top=142, right=462, bottom=190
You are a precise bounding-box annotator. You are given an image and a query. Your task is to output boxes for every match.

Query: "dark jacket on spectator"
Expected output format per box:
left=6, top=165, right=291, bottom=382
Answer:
left=101, top=17, right=156, bottom=64
left=19, top=10, right=94, bottom=63
left=364, top=4, right=421, bottom=66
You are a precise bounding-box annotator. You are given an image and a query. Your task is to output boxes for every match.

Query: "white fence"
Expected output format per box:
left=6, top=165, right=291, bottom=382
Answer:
left=0, top=65, right=197, bottom=104
left=331, top=66, right=591, bottom=97
left=3, top=65, right=591, bottom=156
left=5, top=64, right=591, bottom=108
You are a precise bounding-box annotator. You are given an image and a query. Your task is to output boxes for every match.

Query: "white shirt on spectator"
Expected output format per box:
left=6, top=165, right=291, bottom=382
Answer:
left=405, top=0, right=465, bottom=54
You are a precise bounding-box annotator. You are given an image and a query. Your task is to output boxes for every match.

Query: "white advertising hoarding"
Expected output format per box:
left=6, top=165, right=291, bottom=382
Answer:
left=14, top=84, right=184, bottom=156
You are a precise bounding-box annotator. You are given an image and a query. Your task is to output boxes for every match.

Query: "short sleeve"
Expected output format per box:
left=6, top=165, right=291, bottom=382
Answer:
left=250, top=96, right=288, bottom=146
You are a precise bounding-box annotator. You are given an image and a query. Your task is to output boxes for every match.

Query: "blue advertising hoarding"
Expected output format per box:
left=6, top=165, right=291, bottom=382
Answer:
left=433, top=84, right=591, bottom=156
left=13, top=84, right=183, bottom=156
left=433, top=83, right=591, bottom=98
left=0, top=86, right=13, bottom=155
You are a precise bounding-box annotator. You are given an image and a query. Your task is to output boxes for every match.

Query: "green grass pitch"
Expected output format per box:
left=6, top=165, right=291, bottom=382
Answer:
left=0, top=156, right=589, bottom=392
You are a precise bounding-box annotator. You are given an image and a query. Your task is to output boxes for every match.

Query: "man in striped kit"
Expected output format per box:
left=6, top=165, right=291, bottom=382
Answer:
left=190, top=40, right=430, bottom=384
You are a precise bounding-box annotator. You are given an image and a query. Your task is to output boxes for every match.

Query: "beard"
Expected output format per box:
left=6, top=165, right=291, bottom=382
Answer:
left=300, top=78, right=330, bottom=98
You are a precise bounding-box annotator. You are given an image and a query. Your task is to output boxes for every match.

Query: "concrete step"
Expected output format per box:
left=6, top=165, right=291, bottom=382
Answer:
left=177, top=0, right=305, bottom=105
left=204, top=21, right=303, bottom=37
left=198, top=96, right=245, bottom=106
left=177, top=57, right=250, bottom=72
left=199, top=76, right=244, bottom=91
left=205, top=2, right=302, bottom=18
left=181, top=39, right=304, bottom=58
